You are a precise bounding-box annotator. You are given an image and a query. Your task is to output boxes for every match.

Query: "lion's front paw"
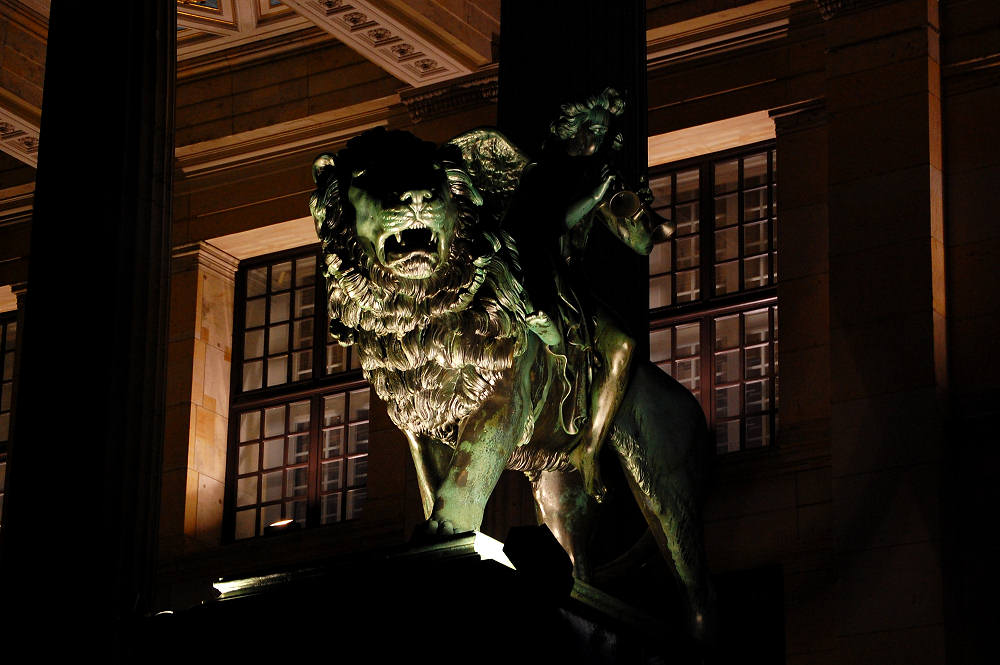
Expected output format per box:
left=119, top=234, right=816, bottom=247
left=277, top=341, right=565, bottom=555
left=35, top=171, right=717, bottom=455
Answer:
left=424, top=518, right=457, bottom=536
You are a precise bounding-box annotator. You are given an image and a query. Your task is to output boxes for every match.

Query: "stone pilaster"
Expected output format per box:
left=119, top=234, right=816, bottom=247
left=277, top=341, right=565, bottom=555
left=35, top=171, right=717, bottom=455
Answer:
left=770, top=100, right=831, bottom=444
left=824, top=2, right=947, bottom=662
left=161, top=241, right=238, bottom=558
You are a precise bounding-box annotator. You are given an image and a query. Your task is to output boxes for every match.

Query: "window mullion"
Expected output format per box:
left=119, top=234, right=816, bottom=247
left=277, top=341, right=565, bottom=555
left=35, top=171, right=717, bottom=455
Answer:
left=307, top=394, right=322, bottom=528
left=700, top=163, right=712, bottom=304
left=703, top=313, right=714, bottom=431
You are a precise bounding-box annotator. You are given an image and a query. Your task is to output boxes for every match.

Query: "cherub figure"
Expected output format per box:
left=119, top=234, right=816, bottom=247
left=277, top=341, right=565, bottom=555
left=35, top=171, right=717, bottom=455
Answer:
left=511, top=88, right=655, bottom=501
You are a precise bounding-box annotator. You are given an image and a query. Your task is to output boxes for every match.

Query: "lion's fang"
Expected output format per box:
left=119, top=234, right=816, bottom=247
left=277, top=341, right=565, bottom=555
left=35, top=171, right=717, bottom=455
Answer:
left=395, top=232, right=403, bottom=245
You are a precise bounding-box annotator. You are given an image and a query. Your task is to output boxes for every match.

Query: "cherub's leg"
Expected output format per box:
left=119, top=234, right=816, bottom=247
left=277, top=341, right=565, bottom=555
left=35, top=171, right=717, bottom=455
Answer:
left=569, top=309, right=634, bottom=501
left=530, top=469, right=598, bottom=581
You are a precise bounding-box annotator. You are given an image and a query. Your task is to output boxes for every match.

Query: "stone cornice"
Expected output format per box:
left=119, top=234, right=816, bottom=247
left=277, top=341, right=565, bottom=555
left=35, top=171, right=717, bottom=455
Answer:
left=172, top=241, right=240, bottom=280
left=174, top=94, right=399, bottom=177
left=813, top=0, right=895, bottom=20
left=647, top=0, right=793, bottom=69
left=399, top=64, right=497, bottom=124
left=769, top=98, right=827, bottom=134
left=943, top=53, right=1000, bottom=96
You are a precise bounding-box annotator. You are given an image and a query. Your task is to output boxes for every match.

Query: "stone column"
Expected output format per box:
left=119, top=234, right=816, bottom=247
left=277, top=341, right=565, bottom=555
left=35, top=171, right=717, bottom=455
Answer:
left=823, top=2, right=947, bottom=662
left=160, top=242, right=238, bottom=558
left=1, top=1, right=175, bottom=655
left=497, top=0, right=648, bottom=350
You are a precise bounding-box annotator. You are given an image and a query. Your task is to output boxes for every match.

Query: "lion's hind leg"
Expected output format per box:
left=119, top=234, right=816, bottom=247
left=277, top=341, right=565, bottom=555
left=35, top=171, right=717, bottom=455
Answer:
left=609, top=363, right=715, bottom=642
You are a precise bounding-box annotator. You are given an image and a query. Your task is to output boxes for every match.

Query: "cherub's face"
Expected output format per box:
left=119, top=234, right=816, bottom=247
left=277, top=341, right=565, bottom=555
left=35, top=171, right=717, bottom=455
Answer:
left=565, top=107, right=610, bottom=157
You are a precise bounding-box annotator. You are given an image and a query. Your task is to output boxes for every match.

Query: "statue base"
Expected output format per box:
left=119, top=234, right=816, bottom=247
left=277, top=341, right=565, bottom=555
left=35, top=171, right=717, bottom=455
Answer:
left=141, top=528, right=703, bottom=664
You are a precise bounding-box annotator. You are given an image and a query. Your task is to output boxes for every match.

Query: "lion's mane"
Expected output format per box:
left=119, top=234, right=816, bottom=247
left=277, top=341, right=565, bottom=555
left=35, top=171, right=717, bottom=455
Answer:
left=311, top=129, right=530, bottom=444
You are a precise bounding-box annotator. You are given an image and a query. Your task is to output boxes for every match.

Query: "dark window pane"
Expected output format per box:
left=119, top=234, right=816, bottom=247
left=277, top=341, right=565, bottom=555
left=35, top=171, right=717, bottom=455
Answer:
left=288, top=433, right=310, bottom=465
left=238, top=444, right=258, bottom=475
left=649, top=275, right=671, bottom=309
left=269, top=293, right=290, bottom=323
left=321, top=493, right=342, bottom=524
left=235, top=509, right=256, bottom=540
left=649, top=241, right=671, bottom=275
left=675, top=270, right=699, bottom=302
left=271, top=261, right=292, bottom=291
left=745, top=309, right=770, bottom=343
left=715, top=261, right=738, bottom=296
left=242, top=361, right=262, bottom=391
left=263, top=438, right=283, bottom=469
left=268, top=324, right=289, bottom=355
left=676, top=168, right=699, bottom=201
left=715, top=315, right=739, bottom=350
left=714, top=159, right=738, bottom=194
left=244, top=329, right=264, bottom=359
left=650, top=329, right=672, bottom=363
left=675, top=322, right=701, bottom=356
left=247, top=267, right=267, bottom=297
left=295, top=256, right=316, bottom=287
left=267, top=355, right=288, bottom=386
left=246, top=298, right=266, bottom=328
left=743, top=152, right=768, bottom=188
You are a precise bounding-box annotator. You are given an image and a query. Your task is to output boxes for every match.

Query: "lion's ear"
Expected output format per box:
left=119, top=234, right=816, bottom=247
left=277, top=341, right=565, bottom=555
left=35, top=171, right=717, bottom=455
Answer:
left=313, top=154, right=337, bottom=185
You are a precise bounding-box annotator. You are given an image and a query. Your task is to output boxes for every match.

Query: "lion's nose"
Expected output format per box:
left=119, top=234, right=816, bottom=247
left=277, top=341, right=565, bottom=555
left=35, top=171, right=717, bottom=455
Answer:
left=400, top=189, right=433, bottom=207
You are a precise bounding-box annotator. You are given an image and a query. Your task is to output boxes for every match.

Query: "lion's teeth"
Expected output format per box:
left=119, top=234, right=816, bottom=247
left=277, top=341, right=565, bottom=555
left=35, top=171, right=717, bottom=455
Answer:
left=431, top=231, right=438, bottom=243
left=395, top=232, right=402, bottom=245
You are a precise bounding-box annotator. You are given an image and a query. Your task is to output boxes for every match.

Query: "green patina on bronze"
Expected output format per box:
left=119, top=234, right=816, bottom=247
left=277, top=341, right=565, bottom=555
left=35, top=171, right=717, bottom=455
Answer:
left=310, top=93, right=712, bottom=640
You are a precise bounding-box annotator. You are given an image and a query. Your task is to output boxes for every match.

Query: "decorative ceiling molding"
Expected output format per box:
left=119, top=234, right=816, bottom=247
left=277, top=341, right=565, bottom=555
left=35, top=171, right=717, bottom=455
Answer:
left=279, top=0, right=472, bottom=86
left=399, top=64, right=497, bottom=123
left=174, top=94, right=400, bottom=176
left=0, top=107, right=39, bottom=167
left=178, top=0, right=312, bottom=60
left=647, top=0, right=792, bottom=69
left=178, top=0, right=240, bottom=35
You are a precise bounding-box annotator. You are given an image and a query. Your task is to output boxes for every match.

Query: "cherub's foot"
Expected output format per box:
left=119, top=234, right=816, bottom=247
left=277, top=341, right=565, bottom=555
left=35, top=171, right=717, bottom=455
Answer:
left=526, top=311, right=562, bottom=346
left=569, top=444, right=607, bottom=503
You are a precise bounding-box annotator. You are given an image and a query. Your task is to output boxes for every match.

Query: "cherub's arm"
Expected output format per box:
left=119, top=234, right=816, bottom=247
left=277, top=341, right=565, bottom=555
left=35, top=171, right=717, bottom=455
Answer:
left=565, top=164, right=614, bottom=230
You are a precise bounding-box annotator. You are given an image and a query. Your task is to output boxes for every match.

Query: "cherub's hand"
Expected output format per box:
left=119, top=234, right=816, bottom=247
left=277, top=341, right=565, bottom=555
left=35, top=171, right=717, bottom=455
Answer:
left=592, top=164, right=614, bottom=203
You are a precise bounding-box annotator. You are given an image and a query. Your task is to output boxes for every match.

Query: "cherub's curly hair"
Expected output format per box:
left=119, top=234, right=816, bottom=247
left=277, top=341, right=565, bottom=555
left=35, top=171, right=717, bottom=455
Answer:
left=549, top=87, right=625, bottom=147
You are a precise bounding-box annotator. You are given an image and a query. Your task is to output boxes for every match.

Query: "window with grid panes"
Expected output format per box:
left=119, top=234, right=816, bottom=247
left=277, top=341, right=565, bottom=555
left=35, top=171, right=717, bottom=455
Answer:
left=228, top=248, right=369, bottom=540
left=648, top=143, right=779, bottom=454
left=0, top=312, right=17, bottom=524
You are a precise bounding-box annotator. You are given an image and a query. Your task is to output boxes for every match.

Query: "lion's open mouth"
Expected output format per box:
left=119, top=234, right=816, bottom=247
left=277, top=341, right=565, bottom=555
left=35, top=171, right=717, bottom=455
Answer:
left=383, top=227, right=437, bottom=262
left=378, top=223, right=444, bottom=278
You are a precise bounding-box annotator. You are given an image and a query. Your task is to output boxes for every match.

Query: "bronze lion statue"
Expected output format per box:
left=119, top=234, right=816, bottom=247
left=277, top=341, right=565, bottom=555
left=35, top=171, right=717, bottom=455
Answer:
left=310, top=127, right=714, bottom=640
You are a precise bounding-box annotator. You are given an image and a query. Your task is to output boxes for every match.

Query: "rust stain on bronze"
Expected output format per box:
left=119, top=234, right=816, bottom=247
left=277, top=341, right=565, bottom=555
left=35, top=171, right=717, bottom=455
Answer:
left=454, top=449, right=472, bottom=468
left=456, top=469, right=468, bottom=487
left=433, top=497, right=446, bottom=512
